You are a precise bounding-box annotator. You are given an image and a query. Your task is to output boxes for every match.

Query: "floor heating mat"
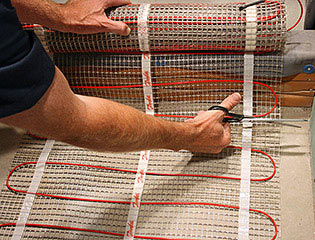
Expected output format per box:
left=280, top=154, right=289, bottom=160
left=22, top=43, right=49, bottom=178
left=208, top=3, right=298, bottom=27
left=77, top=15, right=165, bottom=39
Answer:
left=0, top=1, right=285, bottom=239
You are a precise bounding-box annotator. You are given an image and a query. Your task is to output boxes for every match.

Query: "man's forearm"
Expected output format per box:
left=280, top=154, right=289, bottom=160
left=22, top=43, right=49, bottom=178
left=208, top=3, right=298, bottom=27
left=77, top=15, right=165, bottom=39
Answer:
left=0, top=67, right=191, bottom=152
left=11, top=0, right=66, bottom=30
left=0, top=67, right=240, bottom=153
left=67, top=95, right=194, bottom=152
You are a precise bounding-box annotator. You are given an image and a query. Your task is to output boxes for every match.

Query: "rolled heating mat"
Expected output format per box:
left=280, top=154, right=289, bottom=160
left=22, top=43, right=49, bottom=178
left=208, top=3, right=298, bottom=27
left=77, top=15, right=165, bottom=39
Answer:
left=43, top=1, right=286, bottom=53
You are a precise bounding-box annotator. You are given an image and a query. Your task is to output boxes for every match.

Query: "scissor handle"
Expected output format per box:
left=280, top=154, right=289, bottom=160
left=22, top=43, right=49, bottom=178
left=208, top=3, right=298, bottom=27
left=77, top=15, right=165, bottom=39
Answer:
left=208, top=105, right=244, bottom=123
left=208, top=105, right=229, bottom=114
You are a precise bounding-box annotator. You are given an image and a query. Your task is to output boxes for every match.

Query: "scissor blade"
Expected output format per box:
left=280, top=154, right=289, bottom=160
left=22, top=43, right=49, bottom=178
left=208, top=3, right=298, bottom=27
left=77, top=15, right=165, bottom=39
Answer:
left=241, top=118, right=308, bottom=122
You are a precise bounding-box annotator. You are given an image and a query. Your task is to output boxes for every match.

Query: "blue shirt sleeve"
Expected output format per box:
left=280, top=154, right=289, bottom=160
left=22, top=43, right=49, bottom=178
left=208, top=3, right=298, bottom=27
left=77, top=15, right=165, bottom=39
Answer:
left=0, top=0, right=55, bottom=118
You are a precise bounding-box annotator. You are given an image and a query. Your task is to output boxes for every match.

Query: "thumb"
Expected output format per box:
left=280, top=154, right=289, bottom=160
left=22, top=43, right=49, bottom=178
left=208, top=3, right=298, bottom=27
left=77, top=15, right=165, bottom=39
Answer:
left=219, top=93, right=242, bottom=111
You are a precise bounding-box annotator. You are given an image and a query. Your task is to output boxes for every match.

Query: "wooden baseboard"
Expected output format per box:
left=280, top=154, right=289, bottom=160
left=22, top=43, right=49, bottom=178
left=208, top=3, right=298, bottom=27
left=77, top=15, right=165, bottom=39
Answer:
left=282, top=73, right=315, bottom=107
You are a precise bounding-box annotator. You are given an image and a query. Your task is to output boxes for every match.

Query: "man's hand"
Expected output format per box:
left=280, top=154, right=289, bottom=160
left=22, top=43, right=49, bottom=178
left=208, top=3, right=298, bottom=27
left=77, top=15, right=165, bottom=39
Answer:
left=12, top=0, right=131, bottom=35
left=62, top=0, right=131, bottom=35
left=183, top=93, right=242, bottom=153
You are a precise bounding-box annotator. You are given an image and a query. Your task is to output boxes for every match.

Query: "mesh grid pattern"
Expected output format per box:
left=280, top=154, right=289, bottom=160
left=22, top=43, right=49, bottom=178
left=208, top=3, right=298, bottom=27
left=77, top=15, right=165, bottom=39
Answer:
left=55, top=53, right=282, bottom=119
left=0, top=2, right=285, bottom=239
left=0, top=126, right=280, bottom=239
left=45, top=2, right=286, bottom=53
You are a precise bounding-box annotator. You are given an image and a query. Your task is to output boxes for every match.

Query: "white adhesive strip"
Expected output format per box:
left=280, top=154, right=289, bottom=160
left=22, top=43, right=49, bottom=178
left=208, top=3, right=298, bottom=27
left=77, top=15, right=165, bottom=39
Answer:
left=238, top=5, right=256, bottom=240
left=124, top=53, right=154, bottom=239
left=238, top=127, right=252, bottom=240
left=245, top=6, right=257, bottom=52
left=11, top=140, right=55, bottom=240
left=138, top=4, right=151, bottom=52
left=141, top=53, right=154, bottom=116
left=124, top=150, right=150, bottom=240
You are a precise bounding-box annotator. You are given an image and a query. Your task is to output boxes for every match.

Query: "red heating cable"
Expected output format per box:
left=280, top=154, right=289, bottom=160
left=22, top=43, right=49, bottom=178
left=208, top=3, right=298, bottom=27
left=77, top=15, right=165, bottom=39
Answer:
left=122, top=0, right=282, bottom=25
left=2, top=146, right=277, bottom=239
left=71, top=79, right=278, bottom=119
left=0, top=202, right=277, bottom=240
left=6, top=146, right=276, bottom=200
left=3, top=72, right=280, bottom=236
left=287, top=0, right=303, bottom=32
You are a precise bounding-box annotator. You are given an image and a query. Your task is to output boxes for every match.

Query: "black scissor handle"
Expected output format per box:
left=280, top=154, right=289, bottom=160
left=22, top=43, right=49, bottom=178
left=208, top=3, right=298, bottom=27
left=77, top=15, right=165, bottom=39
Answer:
left=208, top=105, right=244, bottom=123
left=208, top=105, right=229, bottom=114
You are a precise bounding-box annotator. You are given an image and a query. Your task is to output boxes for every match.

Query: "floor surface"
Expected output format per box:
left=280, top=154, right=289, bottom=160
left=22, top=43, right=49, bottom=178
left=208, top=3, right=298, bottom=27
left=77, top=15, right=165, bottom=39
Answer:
left=280, top=107, right=315, bottom=239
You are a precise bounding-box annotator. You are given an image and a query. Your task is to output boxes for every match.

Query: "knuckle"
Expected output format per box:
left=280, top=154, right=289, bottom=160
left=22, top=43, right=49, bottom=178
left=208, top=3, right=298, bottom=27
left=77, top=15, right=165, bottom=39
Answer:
left=221, top=137, right=231, bottom=147
left=212, top=148, right=222, bottom=154
left=215, top=139, right=229, bottom=150
left=223, top=138, right=231, bottom=147
left=100, top=22, right=111, bottom=30
left=227, top=101, right=233, bottom=109
left=214, top=111, right=225, bottom=118
left=122, top=24, right=128, bottom=31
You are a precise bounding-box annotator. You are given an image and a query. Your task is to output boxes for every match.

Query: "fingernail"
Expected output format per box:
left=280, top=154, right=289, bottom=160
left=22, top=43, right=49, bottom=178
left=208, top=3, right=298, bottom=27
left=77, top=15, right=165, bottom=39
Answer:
left=232, top=93, right=242, bottom=101
left=125, top=26, right=131, bottom=36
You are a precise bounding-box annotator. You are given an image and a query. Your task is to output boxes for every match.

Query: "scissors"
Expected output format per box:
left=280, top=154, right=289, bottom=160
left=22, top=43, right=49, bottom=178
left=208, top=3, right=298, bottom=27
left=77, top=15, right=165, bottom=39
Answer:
left=208, top=106, right=252, bottom=123
left=208, top=106, right=308, bottom=124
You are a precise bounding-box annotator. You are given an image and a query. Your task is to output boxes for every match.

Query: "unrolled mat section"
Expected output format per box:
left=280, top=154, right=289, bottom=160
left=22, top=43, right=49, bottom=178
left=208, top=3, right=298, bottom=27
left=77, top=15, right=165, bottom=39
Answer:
left=0, top=122, right=280, bottom=239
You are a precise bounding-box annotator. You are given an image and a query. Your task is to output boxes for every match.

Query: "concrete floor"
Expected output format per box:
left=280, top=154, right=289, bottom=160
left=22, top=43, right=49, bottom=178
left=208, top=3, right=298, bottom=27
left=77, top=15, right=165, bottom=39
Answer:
left=1, top=0, right=314, bottom=239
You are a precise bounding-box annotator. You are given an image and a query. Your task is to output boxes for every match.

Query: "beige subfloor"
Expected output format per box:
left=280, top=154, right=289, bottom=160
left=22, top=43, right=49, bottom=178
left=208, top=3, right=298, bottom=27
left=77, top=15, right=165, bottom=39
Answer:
left=280, top=108, right=315, bottom=239
left=0, top=107, right=314, bottom=239
left=0, top=124, right=24, bottom=189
